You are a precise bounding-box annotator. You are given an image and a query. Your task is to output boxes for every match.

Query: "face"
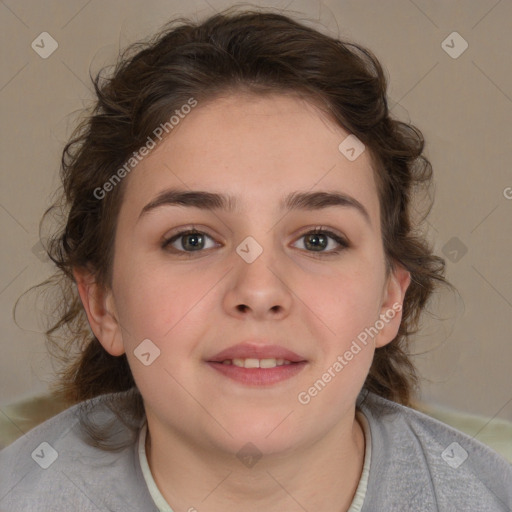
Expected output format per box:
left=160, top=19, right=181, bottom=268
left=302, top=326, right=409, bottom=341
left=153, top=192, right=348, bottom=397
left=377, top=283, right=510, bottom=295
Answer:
left=78, top=92, right=410, bottom=456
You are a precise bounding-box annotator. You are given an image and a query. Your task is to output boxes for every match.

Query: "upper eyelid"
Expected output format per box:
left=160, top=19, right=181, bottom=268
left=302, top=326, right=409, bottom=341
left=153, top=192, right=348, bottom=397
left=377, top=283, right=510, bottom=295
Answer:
left=163, top=225, right=346, bottom=240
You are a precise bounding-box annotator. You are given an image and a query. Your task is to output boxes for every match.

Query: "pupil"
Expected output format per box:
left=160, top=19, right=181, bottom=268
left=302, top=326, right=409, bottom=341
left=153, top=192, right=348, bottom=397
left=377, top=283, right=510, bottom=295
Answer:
left=306, top=234, right=326, bottom=251
left=184, top=233, right=203, bottom=250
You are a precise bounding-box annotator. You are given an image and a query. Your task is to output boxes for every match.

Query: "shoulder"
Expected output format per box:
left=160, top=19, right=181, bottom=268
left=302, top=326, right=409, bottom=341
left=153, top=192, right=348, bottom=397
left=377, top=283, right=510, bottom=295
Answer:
left=358, top=391, right=512, bottom=512
left=0, top=391, right=157, bottom=512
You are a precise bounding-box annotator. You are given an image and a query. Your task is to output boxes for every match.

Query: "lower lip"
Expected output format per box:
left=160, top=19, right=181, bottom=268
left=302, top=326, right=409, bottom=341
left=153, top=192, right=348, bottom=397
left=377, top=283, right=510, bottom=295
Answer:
left=206, top=361, right=307, bottom=386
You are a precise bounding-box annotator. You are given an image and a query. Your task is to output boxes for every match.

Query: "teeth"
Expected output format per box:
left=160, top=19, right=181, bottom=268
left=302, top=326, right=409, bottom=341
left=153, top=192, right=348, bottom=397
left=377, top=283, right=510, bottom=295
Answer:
left=223, top=358, right=293, bottom=368
left=244, top=358, right=260, bottom=368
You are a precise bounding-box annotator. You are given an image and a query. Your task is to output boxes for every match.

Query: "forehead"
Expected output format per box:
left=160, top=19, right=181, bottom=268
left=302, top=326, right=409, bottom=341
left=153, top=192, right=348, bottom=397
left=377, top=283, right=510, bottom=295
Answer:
left=120, top=93, right=380, bottom=223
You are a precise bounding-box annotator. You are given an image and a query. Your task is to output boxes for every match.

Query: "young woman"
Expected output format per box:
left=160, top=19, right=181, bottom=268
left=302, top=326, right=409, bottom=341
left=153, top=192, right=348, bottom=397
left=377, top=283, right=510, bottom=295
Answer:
left=1, top=8, right=511, bottom=512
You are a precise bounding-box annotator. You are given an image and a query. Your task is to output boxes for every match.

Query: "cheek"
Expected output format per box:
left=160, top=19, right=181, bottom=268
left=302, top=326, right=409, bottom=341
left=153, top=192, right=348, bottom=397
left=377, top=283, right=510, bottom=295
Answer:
left=114, top=267, right=213, bottom=392
left=307, top=265, right=384, bottom=337
left=112, top=262, right=211, bottom=344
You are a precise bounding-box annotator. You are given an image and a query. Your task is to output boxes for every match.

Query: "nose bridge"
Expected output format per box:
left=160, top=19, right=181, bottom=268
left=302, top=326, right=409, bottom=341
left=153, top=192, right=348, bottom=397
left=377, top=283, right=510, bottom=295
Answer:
left=231, top=202, right=280, bottom=265
left=234, top=231, right=280, bottom=286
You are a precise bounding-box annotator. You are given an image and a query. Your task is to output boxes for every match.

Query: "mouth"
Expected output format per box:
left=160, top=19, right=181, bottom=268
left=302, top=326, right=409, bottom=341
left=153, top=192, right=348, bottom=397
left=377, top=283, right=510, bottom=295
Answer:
left=217, top=357, right=294, bottom=368
left=206, top=342, right=308, bottom=386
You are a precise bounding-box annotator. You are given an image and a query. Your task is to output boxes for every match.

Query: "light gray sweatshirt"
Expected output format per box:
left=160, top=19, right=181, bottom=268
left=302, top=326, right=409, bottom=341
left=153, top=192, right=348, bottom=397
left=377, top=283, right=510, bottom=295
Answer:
left=1, top=390, right=511, bottom=511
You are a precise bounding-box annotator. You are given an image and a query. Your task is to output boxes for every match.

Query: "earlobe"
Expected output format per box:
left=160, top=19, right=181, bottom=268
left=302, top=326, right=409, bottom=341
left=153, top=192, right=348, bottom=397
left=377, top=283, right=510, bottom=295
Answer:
left=375, top=263, right=411, bottom=348
left=73, top=267, right=125, bottom=356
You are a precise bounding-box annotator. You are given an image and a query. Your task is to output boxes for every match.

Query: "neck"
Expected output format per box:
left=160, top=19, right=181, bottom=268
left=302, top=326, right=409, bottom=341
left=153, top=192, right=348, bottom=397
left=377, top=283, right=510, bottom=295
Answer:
left=144, top=411, right=366, bottom=512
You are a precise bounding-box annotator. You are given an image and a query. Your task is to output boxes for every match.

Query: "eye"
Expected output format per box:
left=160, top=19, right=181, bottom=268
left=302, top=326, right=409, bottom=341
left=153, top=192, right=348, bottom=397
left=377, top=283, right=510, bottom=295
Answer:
left=292, top=227, right=349, bottom=255
left=161, top=225, right=349, bottom=256
left=162, top=228, right=219, bottom=254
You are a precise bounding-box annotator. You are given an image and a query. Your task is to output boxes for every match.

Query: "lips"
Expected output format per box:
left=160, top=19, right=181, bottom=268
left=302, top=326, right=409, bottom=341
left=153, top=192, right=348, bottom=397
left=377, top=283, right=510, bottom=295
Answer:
left=208, top=342, right=307, bottom=363
left=206, top=342, right=308, bottom=386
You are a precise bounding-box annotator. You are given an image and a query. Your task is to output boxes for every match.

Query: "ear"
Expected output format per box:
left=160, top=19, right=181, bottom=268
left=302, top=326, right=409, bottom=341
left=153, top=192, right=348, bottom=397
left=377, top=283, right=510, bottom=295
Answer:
left=73, top=267, right=125, bottom=356
left=374, top=263, right=411, bottom=349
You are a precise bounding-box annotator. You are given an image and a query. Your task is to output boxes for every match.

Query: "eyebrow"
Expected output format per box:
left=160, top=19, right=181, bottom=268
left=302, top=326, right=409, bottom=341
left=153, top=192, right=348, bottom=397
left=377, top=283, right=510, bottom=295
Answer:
left=138, top=188, right=371, bottom=225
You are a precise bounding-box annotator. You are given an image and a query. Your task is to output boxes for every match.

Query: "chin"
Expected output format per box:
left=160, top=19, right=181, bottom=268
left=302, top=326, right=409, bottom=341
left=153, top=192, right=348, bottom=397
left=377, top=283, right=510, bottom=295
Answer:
left=214, top=413, right=302, bottom=456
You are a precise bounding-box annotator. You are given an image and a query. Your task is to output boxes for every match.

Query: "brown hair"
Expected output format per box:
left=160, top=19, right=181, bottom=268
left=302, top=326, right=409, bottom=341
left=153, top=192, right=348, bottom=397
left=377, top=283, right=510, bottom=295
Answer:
left=35, top=7, right=449, bottom=446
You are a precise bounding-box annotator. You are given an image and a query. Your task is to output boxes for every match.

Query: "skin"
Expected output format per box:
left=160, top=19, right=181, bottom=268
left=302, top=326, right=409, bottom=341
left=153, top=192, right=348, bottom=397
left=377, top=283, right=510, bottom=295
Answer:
left=75, top=92, right=410, bottom=512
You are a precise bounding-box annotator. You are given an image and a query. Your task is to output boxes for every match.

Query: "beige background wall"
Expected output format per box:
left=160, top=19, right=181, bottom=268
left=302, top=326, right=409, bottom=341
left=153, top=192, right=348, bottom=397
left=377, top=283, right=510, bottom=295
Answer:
left=1, top=0, right=511, bottom=423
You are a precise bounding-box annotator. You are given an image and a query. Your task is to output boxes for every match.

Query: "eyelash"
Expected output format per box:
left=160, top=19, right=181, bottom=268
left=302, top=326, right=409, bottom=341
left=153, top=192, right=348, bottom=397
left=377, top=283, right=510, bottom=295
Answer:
left=161, top=225, right=349, bottom=257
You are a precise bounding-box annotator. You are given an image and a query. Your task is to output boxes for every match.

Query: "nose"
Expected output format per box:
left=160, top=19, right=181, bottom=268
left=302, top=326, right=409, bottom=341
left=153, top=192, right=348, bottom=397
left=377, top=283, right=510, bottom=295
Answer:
left=222, top=239, right=293, bottom=321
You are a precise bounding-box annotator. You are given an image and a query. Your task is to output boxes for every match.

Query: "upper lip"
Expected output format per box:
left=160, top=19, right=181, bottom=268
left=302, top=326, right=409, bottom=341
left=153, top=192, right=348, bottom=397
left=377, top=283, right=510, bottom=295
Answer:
left=208, top=342, right=307, bottom=363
